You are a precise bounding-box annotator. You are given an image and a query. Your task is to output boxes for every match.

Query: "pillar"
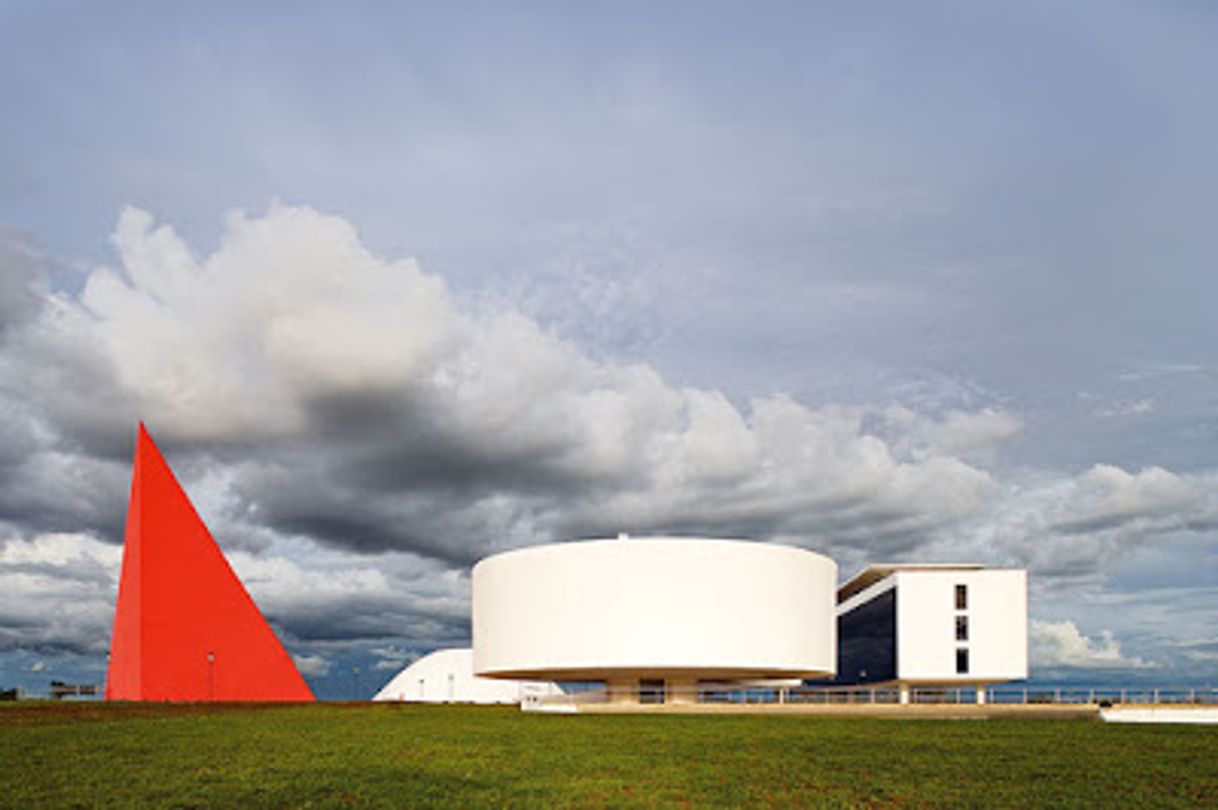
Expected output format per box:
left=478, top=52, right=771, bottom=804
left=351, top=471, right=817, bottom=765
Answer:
left=667, top=678, right=697, bottom=705
left=607, top=679, right=636, bottom=705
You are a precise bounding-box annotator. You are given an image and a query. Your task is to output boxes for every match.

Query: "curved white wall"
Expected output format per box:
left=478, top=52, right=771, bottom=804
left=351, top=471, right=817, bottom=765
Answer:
left=372, top=648, right=562, bottom=704
left=473, top=537, right=836, bottom=680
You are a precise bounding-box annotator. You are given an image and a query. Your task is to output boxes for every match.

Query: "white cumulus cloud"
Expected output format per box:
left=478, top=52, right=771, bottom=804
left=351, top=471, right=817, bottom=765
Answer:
left=1030, top=619, right=1155, bottom=670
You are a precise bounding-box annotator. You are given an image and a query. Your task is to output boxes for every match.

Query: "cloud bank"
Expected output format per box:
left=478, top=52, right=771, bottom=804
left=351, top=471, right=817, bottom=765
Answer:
left=5, top=205, right=1011, bottom=563
left=2, top=205, right=1215, bottom=681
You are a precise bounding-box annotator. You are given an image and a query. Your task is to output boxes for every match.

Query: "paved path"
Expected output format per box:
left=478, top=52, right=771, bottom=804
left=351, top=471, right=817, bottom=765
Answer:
left=562, top=702, right=1100, bottom=719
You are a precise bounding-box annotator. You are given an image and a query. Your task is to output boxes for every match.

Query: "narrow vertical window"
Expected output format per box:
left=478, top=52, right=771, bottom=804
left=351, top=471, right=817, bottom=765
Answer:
left=955, top=615, right=969, bottom=641
left=955, top=583, right=968, bottom=610
left=956, top=647, right=969, bottom=674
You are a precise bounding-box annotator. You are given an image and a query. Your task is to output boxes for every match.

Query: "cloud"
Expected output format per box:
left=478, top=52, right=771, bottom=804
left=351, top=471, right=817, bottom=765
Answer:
left=2, top=205, right=1007, bottom=568
left=369, top=645, right=421, bottom=671
left=1, top=204, right=1216, bottom=675
left=0, top=533, right=121, bottom=655
left=1029, top=619, right=1155, bottom=670
left=0, top=229, right=45, bottom=335
left=27, top=660, right=46, bottom=673
left=877, top=405, right=1021, bottom=466
left=1175, top=638, right=1218, bottom=663
left=1094, top=399, right=1154, bottom=419
left=291, top=653, right=332, bottom=678
left=1051, top=465, right=1212, bottom=537
left=938, top=464, right=1218, bottom=579
left=227, top=543, right=470, bottom=644
left=0, top=530, right=469, bottom=661
left=2, top=0, right=1217, bottom=687
left=1115, top=364, right=1204, bottom=383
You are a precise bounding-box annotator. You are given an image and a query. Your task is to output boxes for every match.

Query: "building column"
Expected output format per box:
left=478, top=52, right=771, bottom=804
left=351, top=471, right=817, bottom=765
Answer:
left=607, top=679, right=636, bottom=705
left=976, top=685, right=987, bottom=705
left=898, top=683, right=911, bottom=705
left=667, top=678, right=697, bottom=705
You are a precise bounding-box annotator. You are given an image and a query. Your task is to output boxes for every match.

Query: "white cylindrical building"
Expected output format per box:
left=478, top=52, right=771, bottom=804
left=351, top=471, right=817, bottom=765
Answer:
left=472, top=537, right=836, bottom=700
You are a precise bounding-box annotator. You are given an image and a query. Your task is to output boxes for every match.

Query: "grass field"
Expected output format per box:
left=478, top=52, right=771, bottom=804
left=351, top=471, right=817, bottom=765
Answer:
left=2, top=702, right=1216, bottom=808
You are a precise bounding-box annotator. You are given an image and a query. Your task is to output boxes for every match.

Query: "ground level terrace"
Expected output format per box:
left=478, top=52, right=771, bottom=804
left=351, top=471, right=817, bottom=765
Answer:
left=525, top=683, right=1218, bottom=718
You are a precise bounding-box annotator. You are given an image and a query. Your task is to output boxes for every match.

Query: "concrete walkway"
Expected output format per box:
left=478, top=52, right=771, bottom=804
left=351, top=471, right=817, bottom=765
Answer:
left=563, top=702, right=1100, bottom=719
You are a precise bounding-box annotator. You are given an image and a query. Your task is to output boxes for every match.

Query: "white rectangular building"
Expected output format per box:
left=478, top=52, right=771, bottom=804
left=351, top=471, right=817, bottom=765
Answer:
left=835, top=564, right=1027, bottom=701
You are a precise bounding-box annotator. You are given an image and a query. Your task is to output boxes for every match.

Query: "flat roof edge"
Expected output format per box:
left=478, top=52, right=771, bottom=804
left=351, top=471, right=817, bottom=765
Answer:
left=837, top=563, right=988, bottom=602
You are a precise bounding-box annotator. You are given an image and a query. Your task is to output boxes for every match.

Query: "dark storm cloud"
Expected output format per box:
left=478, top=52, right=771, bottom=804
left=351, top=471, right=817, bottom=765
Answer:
left=274, top=597, right=468, bottom=645
left=0, top=452, right=129, bottom=542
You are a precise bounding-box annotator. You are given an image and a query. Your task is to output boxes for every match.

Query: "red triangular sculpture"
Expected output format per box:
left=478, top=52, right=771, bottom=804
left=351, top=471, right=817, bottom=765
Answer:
left=106, top=424, right=315, bottom=701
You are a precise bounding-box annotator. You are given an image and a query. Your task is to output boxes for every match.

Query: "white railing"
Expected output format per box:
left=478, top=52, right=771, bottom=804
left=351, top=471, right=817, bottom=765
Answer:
left=524, top=684, right=1218, bottom=710
left=985, top=687, right=1218, bottom=706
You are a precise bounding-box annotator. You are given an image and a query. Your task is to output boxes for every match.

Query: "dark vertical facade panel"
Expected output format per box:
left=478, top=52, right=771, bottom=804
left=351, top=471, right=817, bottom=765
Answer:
left=832, top=589, right=897, bottom=685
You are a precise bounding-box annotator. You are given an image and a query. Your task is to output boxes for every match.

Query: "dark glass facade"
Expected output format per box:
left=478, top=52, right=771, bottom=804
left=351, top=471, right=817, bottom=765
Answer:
left=833, top=589, right=897, bottom=684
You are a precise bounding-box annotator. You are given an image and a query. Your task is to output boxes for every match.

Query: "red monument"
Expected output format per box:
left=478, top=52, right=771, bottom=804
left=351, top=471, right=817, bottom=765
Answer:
left=105, top=424, right=315, bottom=701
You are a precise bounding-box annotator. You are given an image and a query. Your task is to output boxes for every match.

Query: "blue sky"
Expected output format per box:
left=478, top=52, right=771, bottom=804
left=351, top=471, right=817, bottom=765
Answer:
left=1, top=1, right=1216, bottom=697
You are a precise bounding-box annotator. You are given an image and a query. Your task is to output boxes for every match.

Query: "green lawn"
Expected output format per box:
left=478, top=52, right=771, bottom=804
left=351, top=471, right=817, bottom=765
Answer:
left=2, top=702, right=1215, bottom=808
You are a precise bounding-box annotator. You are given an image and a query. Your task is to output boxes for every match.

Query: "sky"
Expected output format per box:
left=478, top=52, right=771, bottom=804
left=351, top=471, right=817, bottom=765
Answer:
left=1, top=1, right=1216, bottom=698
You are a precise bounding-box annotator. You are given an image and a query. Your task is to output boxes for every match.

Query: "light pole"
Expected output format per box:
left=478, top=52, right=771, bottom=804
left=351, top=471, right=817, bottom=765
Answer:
left=352, top=666, right=361, bottom=701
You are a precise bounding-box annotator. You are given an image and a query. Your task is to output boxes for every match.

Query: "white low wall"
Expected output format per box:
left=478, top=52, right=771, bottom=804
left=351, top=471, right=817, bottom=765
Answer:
left=1101, top=707, right=1218, bottom=724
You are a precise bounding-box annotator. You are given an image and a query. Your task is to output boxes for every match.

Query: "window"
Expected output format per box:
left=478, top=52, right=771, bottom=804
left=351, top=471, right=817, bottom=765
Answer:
left=639, top=679, right=666, bottom=704
left=955, top=615, right=969, bottom=642
left=955, top=584, right=968, bottom=610
left=956, top=647, right=969, bottom=674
